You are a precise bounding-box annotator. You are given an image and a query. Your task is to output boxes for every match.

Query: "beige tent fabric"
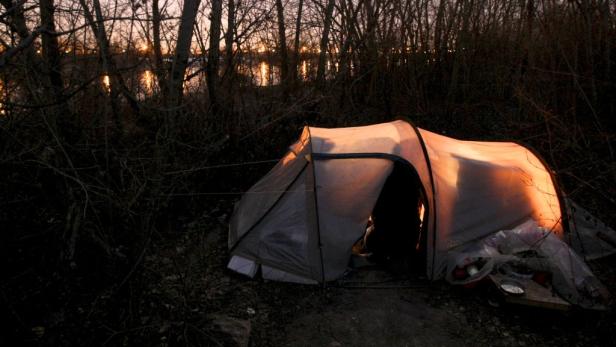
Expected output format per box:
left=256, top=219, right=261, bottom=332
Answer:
left=228, top=120, right=567, bottom=282
left=418, top=129, right=563, bottom=277
left=228, top=129, right=310, bottom=248
left=234, top=169, right=314, bottom=278
left=309, top=121, right=438, bottom=275
left=314, top=158, right=394, bottom=280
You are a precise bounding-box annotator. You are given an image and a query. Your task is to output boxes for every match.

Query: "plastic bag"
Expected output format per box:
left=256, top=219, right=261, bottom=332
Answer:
left=445, top=219, right=608, bottom=309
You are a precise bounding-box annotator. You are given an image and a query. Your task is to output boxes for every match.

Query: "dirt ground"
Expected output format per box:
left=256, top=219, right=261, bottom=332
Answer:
left=11, top=192, right=615, bottom=347
left=90, top=202, right=615, bottom=347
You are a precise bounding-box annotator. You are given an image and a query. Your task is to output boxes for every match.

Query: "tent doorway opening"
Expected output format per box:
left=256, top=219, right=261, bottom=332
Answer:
left=353, top=160, right=427, bottom=275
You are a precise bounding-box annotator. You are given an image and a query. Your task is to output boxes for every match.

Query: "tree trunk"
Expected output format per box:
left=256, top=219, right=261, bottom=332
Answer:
left=224, top=0, right=235, bottom=76
left=0, top=0, right=44, bottom=100
left=39, top=0, right=64, bottom=105
left=292, top=0, right=304, bottom=84
left=78, top=0, right=121, bottom=125
left=151, top=0, right=167, bottom=97
left=207, top=0, right=223, bottom=113
left=222, top=0, right=237, bottom=137
left=168, top=0, right=202, bottom=108
left=275, top=0, right=289, bottom=92
left=337, top=0, right=363, bottom=81
left=433, top=0, right=446, bottom=65
left=524, top=0, right=534, bottom=70
left=316, top=0, right=335, bottom=86
left=79, top=0, right=139, bottom=128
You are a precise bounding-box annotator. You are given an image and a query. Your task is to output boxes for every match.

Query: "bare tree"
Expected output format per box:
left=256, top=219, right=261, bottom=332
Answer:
left=168, top=0, right=202, bottom=108
left=207, top=0, right=223, bottom=113
left=79, top=0, right=139, bottom=129
left=151, top=0, right=167, bottom=97
left=0, top=0, right=43, bottom=99
left=224, top=0, right=236, bottom=74
left=292, top=0, right=304, bottom=84
left=275, top=0, right=289, bottom=91
left=316, top=0, right=335, bottom=86
left=39, top=0, right=64, bottom=107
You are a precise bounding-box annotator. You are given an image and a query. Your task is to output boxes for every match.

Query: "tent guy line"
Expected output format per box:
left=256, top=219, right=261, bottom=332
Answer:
left=163, top=158, right=281, bottom=175
left=164, top=189, right=312, bottom=196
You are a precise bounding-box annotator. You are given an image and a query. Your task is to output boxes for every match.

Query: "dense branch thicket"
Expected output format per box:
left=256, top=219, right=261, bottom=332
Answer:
left=1, top=0, right=615, bottom=344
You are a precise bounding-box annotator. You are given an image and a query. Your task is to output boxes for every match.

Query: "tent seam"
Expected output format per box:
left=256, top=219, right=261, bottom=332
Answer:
left=512, top=141, right=571, bottom=238
left=403, top=120, right=439, bottom=280
left=307, top=126, right=327, bottom=285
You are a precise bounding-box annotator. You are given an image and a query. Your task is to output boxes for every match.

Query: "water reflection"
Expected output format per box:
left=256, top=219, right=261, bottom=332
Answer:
left=259, top=61, right=269, bottom=86
left=141, top=70, right=155, bottom=94
left=0, top=59, right=348, bottom=115
left=135, top=69, right=157, bottom=100
left=301, top=61, right=307, bottom=79
left=301, top=60, right=310, bottom=80
left=102, top=75, right=110, bottom=93
left=254, top=61, right=281, bottom=86
left=108, top=59, right=342, bottom=100
left=0, top=57, right=364, bottom=119
left=246, top=59, right=333, bottom=85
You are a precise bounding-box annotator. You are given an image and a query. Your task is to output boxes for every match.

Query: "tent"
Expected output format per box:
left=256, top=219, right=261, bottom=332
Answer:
left=227, top=120, right=616, bottom=285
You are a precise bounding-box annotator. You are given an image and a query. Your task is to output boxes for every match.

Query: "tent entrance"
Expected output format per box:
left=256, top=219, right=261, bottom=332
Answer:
left=353, top=161, right=427, bottom=274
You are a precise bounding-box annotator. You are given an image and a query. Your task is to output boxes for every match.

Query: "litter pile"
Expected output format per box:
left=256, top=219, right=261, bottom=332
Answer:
left=446, top=219, right=609, bottom=310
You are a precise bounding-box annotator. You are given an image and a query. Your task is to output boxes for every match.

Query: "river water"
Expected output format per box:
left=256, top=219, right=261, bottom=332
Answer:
left=0, top=58, right=340, bottom=109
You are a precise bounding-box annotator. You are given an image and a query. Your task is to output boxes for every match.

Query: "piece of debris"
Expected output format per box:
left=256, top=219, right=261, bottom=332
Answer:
left=31, top=326, right=45, bottom=338
left=209, top=315, right=251, bottom=347
left=447, top=219, right=608, bottom=310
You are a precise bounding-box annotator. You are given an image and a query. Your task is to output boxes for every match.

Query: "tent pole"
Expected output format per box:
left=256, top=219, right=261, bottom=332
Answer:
left=307, top=127, right=326, bottom=287
left=405, top=120, right=438, bottom=280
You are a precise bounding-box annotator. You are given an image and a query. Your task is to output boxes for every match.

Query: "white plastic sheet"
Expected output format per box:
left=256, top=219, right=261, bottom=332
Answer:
left=445, top=219, right=607, bottom=309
